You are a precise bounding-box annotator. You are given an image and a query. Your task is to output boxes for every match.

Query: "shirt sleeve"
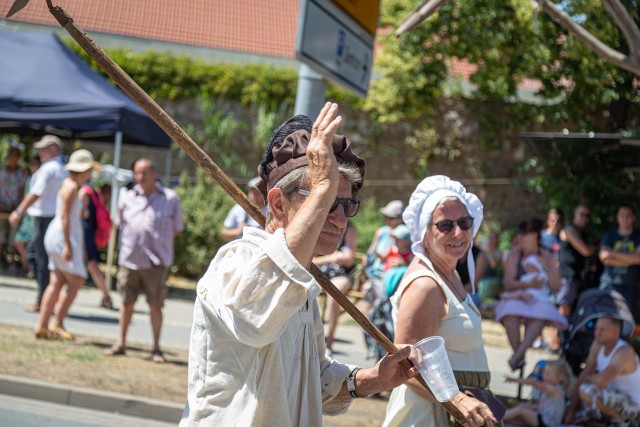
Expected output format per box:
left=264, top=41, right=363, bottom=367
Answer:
left=223, top=204, right=247, bottom=229
left=172, top=192, right=184, bottom=233
left=28, top=167, right=47, bottom=197
left=602, top=230, right=615, bottom=249
left=202, top=228, right=320, bottom=347
left=312, top=301, right=354, bottom=415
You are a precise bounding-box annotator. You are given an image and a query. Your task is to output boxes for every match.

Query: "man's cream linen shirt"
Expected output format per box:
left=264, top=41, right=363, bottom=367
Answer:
left=180, top=228, right=353, bottom=426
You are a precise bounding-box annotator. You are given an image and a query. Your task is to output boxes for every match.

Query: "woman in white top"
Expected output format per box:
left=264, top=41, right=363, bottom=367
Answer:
left=35, top=149, right=100, bottom=341
left=383, top=175, right=497, bottom=427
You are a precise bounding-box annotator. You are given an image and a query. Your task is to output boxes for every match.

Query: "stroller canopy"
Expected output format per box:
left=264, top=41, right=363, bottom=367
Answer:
left=570, top=288, right=636, bottom=339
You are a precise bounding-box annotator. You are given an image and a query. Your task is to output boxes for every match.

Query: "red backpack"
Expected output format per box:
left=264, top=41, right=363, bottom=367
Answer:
left=84, top=186, right=113, bottom=248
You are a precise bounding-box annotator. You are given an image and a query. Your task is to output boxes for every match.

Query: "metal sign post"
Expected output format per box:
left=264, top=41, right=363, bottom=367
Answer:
left=295, top=0, right=377, bottom=99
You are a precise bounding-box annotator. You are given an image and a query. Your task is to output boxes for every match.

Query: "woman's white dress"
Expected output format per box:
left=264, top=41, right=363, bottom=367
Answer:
left=44, top=192, right=87, bottom=278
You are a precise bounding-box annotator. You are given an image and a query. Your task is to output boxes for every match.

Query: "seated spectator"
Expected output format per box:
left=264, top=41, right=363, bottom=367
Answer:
left=475, top=230, right=502, bottom=303
left=379, top=224, right=412, bottom=297
left=313, top=221, right=358, bottom=357
left=564, top=317, right=640, bottom=426
left=495, top=218, right=568, bottom=371
left=362, top=200, right=406, bottom=282
left=501, top=253, right=550, bottom=303
left=503, top=359, right=574, bottom=427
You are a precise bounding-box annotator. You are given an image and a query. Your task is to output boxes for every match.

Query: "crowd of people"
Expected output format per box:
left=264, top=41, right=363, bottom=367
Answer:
left=1, top=135, right=184, bottom=364
left=2, top=106, right=639, bottom=426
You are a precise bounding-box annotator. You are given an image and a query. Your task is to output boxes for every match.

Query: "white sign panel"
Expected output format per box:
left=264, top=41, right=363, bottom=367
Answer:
left=295, top=0, right=375, bottom=98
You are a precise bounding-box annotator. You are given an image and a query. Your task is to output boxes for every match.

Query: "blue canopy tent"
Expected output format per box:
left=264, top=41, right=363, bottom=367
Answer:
left=0, top=30, right=173, bottom=282
left=0, top=30, right=170, bottom=148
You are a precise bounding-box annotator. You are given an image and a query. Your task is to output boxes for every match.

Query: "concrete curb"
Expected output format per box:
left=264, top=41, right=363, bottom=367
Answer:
left=0, top=374, right=183, bottom=423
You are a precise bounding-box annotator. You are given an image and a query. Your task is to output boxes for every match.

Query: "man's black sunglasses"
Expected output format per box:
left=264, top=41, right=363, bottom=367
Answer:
left=433, top=216, right=474, bottom=233
left=297, top=189, right=360, bottom=218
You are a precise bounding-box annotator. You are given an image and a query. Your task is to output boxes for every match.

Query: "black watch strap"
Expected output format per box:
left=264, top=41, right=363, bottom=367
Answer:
left=347, top=367, right=360, bottom=398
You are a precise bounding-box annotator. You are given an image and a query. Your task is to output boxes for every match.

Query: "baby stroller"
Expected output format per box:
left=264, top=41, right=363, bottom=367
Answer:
left=563, top=288, right=636, bottom=377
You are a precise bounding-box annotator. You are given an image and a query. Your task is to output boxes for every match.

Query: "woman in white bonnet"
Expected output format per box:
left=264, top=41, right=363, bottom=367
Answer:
left=383, top=176, right=498, bottom=427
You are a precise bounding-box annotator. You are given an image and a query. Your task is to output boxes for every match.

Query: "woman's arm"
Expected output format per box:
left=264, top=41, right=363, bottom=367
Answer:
left=486, top=248, right=501, bottom=269
left=59, top=180, right=78, bottom=263
left=393, top=269, right=447, bottom=402
left=502, top=249, right=534, bottom=291
left=80, top=188, right=90, bottom=220
left=504, top=377, right=561, bottom=398
left=542, top=250, right=562, bottom=293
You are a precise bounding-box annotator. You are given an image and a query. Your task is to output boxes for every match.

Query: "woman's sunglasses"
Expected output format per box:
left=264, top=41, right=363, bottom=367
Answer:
left=296, top=189, right=360, bottom=217
left=432, top=216, right=474, bottom=233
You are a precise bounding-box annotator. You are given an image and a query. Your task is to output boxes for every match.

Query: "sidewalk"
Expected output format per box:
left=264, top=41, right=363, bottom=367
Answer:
left=0, top=272, right=552, bottom=422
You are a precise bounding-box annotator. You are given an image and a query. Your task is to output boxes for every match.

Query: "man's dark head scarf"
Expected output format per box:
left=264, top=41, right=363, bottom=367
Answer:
left=256, top=115, right=366, bottom=202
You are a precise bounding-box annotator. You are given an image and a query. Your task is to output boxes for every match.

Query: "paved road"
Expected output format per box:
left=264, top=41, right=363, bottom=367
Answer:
left=0, top=394, right=174, bottom=427
left=0, top=272, right=550, bottom=400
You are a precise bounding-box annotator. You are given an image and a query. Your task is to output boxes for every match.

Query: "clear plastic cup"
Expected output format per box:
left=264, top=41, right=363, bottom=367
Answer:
left=411, top=336, right=459, bottom=402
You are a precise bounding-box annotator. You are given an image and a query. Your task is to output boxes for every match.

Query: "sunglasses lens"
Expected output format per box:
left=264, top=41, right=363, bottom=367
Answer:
left=435, top=217, right=474, bottom=233
left=329, top=199, right=360, bottom=217
left=459, top=217, right=474, bottom=230
left=436, top=220, right=454, bottom=233
left=346, top=200, right=359, bottom=217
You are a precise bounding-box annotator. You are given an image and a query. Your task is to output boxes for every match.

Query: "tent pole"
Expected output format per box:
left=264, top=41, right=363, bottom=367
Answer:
left=105, top=130, right=122, bottom=291
left=164, top=148, right=172, bottom=186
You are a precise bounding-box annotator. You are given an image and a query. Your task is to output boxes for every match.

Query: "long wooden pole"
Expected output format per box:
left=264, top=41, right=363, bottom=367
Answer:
left=42, top=2, right=464, bottom=422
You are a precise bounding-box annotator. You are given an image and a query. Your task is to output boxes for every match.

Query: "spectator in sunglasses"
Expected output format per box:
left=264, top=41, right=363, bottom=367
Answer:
left=383, top=175, right=498, bottom=427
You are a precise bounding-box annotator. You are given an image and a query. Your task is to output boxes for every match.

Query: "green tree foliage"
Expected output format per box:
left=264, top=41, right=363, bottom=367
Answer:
left=522, top=139, right=639, bottom=235
left=369, top=0, right=639, bottom=133
left=536, top=0, right=640, bottom=133
left=66, top=42, right=361, bottom=107
left=369, top=0, right=639, bottom=227
left=367, top=0, right=547, bottom=124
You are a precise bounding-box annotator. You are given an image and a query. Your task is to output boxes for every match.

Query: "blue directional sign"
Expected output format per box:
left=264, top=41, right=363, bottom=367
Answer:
left=295, top=0, right=377, bottom=98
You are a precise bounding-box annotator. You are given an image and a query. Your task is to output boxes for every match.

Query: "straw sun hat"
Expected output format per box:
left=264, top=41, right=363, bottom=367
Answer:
left=65, top=149, right=101, bottom=173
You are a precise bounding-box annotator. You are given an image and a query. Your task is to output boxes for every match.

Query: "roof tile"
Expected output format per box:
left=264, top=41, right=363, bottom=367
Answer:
left=3, top=0, right=299, bottom=58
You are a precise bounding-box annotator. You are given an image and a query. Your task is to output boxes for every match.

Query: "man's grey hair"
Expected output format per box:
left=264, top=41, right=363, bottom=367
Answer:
left=134, top=158, right=157, bottom=171
left=265, top=164, right=362, bottom=223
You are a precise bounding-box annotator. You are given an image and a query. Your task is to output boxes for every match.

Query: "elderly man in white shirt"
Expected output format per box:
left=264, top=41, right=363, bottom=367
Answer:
left=180, top=104, right=417, bottom=426
left=10, top=135, right=67, bottom=312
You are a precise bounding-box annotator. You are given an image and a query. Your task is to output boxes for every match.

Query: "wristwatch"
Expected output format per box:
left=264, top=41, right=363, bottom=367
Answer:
left=347, top=367, right=360, bottom=398
left=14, top=208, right=22, bottom=216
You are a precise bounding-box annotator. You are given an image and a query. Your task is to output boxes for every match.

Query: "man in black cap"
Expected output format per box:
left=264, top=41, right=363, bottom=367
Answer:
left=180, top=103, right=417, bottom=426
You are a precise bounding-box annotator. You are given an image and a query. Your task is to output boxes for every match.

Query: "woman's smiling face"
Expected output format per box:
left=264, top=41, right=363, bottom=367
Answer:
left=423, top=199, right=471, bottom=264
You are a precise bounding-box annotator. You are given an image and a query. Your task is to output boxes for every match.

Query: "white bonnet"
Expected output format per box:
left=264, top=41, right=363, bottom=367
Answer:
left=402, top=175, right=484, bottom=290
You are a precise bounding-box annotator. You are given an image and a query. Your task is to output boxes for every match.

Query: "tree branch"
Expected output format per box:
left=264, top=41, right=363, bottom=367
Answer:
left=396, top=0, right=449, bottom=36
left=536, top=0, right=639, bottom=75
left=601, top=0, right=640, bottom=55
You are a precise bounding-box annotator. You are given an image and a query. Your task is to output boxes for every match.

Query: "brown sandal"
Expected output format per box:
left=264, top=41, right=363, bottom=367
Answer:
left=34, top=326, right=49, bottom=339
left=151, top=349, right=166, bottom=363
left=49, top=325, right=75, bottom=341
left=104, top=345, right=126, bottom=356
left=100, top=296, right=114, bottom=310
